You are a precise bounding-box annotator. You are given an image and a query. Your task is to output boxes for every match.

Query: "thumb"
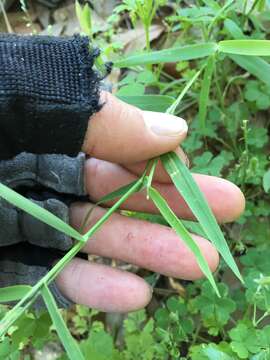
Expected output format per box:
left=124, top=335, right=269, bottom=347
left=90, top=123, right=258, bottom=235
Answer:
left=82, top=91, right=188, bottom=164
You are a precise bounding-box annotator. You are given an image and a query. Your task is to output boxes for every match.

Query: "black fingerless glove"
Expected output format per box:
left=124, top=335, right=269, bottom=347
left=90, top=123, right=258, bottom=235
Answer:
left=0, top=33, right=101, bottom=160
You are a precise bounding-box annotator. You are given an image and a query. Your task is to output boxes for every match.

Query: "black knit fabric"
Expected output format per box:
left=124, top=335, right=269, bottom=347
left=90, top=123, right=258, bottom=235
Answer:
left=0, top=33, right=101, bottom=160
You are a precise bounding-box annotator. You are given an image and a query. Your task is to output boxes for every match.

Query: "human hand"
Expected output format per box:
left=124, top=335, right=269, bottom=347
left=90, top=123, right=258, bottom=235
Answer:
left=55, top=92, right=245, bottom=313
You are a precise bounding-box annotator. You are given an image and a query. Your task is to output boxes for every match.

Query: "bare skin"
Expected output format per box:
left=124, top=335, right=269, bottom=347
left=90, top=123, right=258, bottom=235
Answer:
left=55, top=91, right=245, bottom=313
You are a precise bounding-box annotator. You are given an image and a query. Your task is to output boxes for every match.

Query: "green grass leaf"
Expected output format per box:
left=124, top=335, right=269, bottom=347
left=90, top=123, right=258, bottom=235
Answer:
left=224, top=20, right=270, bottom=87
left=79, top=179, right=144, bottom=232
left=149, top=187, right=220, bottom=296
left=0, top=183, right=84, bottom=243
left=229, top=54, right=270, bottom=87
left=75, top=0, right=92, bottom=37
left=166, top=68, right=203, bottom=115
left=0, top=286, right=32, bottom=303
left=219, top=40, right=270, bottom=56
left=41, top=284, right=84, bottom=360
left=146, top=159, right=159, bottom=199
left=161, top=152, right=243, bottom=283
left=207, top=0, right=234, bottom=36
left=117, top=95, right=174, bottom=112
left=114, top=43, right=217, bottom=67
left=97, top=181, right=143, bottom=205
left=83, top=177, right=146, bottom=241
left=198, top=55, right=215, bottom=130
left=224, top=19, right=245, bottom=39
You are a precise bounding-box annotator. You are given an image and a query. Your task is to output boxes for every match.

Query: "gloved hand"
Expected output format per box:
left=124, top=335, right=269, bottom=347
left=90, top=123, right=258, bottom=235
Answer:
left=0, top=30, right=246, bottom=312
left=0, top=152, right=86, bottom=308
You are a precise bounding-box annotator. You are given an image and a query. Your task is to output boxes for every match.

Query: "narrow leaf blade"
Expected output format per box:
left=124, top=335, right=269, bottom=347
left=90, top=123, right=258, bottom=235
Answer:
left=224, top=19, right=245, bottom=39
left=83, top=177, right=145, bottom=240
left=0, top=285, right=32, bottom=303
left=228, top=54, right=270, bottom=87
left=0, top=183, right=84, bottom=242
left=219, top=40, right=270, bottom=56
left=149, top=187, right=219, bottom=296
left=223, top=21, right=270, bottom=87
left=161, top=152, right=243, bottom=283
left=97, top=180, right=141, bottom=205
left=41, top=285, right=84, bottom=360
left=117, top=95, right=174, bottom=112
left=166, top=68, right=203, bottom=115
left=79, top=180, right=142, bottom=232
left=114, top=43, right=217, bottom=68
left=198, top=55, right=215, bottom=130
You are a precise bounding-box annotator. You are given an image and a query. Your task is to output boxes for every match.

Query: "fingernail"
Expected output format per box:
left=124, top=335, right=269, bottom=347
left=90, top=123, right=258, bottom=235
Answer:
left=143, top=111, right=188, bottom=137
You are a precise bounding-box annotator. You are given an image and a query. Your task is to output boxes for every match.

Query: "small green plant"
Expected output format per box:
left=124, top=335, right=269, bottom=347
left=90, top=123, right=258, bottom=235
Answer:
left=114, top=0, right=167, bottom=50
left=75, top=0, right=92, bottom=38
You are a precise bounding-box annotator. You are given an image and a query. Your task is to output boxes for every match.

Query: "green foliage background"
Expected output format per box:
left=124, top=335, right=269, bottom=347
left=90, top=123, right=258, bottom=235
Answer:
left=1, top=0, right=270, bottom=359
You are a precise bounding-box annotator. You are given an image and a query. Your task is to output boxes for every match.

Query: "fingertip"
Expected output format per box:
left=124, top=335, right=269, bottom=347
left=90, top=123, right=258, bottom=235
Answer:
left=192, top=175, right=246, bottom=224
left=56, top=259, right=152, bottom=313
left=215, top=178, right=246, bottom=223
left=129, top=277, right=153, bottom=311
left=226, top=182, right=245, bottom=222
left=182, top=236, right=219, bottom=281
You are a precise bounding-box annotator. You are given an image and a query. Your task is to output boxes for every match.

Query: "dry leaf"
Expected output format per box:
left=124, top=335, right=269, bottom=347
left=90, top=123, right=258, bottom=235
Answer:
left=113, top=23, right=164, bottom=54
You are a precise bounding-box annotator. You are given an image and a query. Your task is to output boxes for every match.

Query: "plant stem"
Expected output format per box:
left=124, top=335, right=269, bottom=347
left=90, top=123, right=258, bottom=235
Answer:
left=243, top=0, right=248, bottom=14
left=253, top=303, right=257, bottom=326
left=255, top=311, right=269, bottom=327
left=246, top=0, right=261, bottom=18
left=207, top=0, right=235, bottom=39
left=145, top=25, right=151, bottom=51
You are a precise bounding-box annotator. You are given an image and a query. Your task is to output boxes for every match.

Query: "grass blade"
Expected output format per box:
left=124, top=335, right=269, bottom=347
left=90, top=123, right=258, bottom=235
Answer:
left=41, top=284, right=84, bottom=360
left=0, top=286, right=32, bottom=303
left=117, top=95, right=174, bottom=112
left=80, top=179, right=144, bottom=232
left=97, top=181, right=143, bottom=205
left=161, top=152, right=243, bottom=283
left=75, top=0, right=92, bottom=37
left=146, top=158, right=159, bottom=199
left=0, top=183, right=84, bottom=243
left=224, top=19, right=245, bottom=39
left=166, top=68, right=203, bottom=115
left=149, top=187, right=219, bottom=296
left=207, top=0, right=234, bottom=36
left=228, top=54, right=270, bottom=87
left=219, top=40, right=270, bottom=56
left=223, top=20, right=270, bottom=87
left=198, top=55, right=215, bottom=130
left=83, top=178, right=146, bottom=240
left=114, top=43, right=217, bottom=68
left=182, top=220, right=207, bottom=238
